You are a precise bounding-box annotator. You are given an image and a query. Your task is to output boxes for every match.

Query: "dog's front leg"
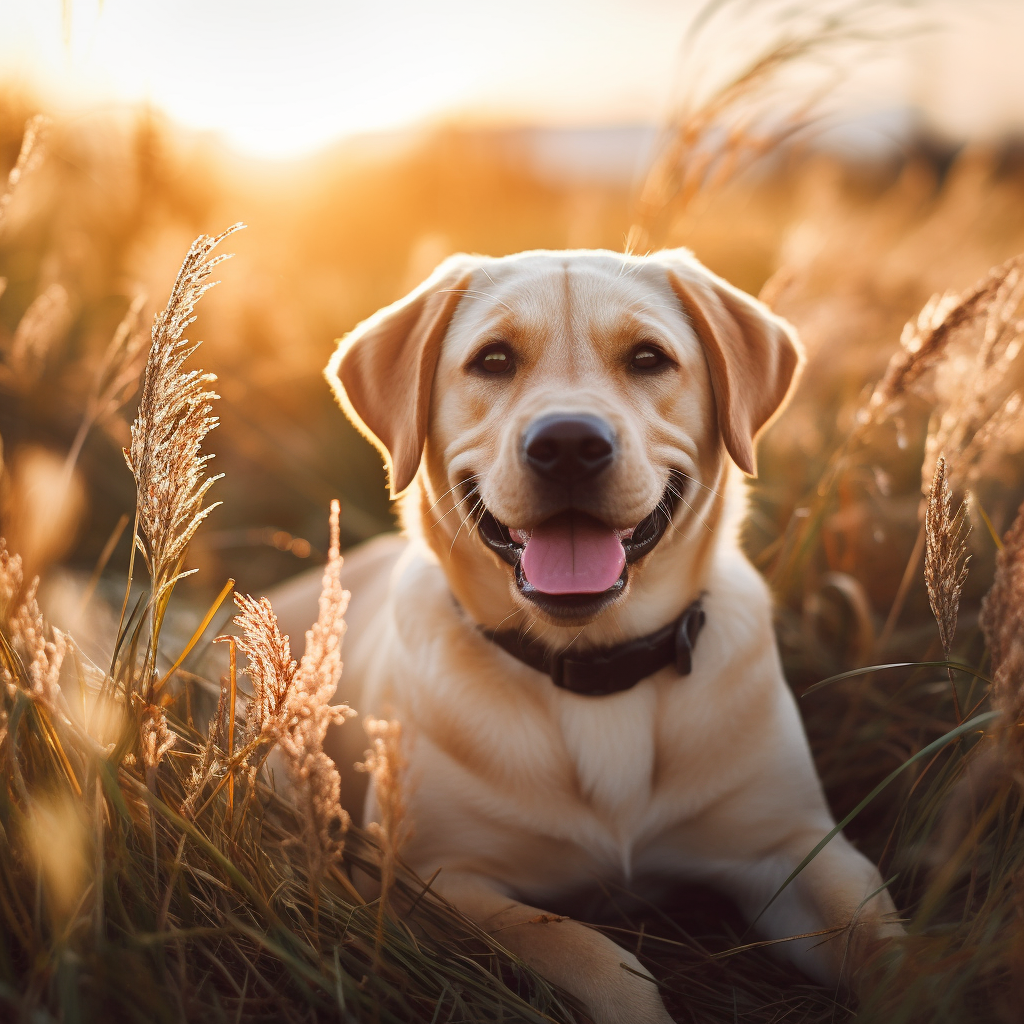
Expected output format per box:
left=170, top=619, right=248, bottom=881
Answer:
left=717, top=827, right=903, bottom=991
left=434, top=872, right=675, bottom=1024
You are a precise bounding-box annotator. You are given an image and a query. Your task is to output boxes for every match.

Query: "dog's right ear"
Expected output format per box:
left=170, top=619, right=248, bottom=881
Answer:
left=325, top=256, right=476, bottom=498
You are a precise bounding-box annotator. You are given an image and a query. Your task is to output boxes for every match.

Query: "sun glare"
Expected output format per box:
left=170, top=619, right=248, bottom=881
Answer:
left=0, top=0, right=699, bottom=159
left=1, top=0, right=1024, bottom=159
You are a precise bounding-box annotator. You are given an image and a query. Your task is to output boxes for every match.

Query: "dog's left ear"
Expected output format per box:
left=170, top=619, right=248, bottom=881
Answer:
left=663, top=252, right=804, bottom=476
left=325, top=255, right=476, bottom=497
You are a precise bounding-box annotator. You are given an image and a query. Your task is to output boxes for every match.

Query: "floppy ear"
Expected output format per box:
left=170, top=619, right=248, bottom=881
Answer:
left=325, top=256, right=476, bottom=497
left=664, top=251, right=804, bottom=476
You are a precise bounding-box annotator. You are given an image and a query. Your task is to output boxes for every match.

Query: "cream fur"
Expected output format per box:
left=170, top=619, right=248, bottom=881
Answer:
left=272, top=249, right=900, bottom=1024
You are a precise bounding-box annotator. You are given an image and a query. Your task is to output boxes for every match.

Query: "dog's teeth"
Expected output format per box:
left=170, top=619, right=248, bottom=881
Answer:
left=510, top=528, right=531, bottom=545
left=617, top=527, right=636, bottom=540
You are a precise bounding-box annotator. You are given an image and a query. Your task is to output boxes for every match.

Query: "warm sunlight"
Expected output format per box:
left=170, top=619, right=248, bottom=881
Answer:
left=1, top=0, right=1024, bottom=158
left=5, top=2, right=1024, bottom=1020
left=0, top=0, right=696, bottom=157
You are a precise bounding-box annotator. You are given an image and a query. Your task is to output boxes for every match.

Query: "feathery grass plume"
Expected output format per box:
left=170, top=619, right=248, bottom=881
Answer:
left=359, top=717, right=407, bottom=954
left=629, top=0, right=921, bottom=250
left=6, top=282, right=71, bottom=383
left=359, top=717, right=408, bottom=906
left=124, top=224, right=243, bottom=684
left=140, top=705, right=176, bottom=771
left=232, top=500, right=355, bottom=876
left=980, top=498, right=1024, bottom=746
left=64, top=293, right=148, bottom=481
left=0, top=539, right=67, bottom=711
left=232, top=593, right=296, bottom=741
left=865, top=259, right=1021, bottom=424
left=924, top=456, right=970, bottom=722
left=921, top=256, right=1024, bottom=495
left=360, top=718, right=407, bottom=851
left=0, top=114, right=49, bottom=239
left=924, top=455, right=971, bottom=660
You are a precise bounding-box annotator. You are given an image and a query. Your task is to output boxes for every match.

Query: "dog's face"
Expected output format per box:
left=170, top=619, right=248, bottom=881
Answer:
left=327, top=249, right=801, bottom=638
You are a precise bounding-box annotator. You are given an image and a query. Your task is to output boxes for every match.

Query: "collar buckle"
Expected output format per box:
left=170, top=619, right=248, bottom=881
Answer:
left=674, top=600, right=706, bottom=676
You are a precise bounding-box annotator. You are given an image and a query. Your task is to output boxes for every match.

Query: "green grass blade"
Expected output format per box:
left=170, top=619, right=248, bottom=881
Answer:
left=753, top=710, right=1000, bottom=925
left=802, top=661, right=993, bottom=697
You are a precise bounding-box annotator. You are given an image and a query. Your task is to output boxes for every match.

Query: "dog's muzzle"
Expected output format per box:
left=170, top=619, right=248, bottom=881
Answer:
left=474, top=474, right=683, bottom=620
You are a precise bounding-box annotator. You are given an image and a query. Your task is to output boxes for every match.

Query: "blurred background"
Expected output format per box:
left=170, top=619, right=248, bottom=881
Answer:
left=8, top=7, right=1024, bottom=1017
left=2, top=0, right=1024, bottom=641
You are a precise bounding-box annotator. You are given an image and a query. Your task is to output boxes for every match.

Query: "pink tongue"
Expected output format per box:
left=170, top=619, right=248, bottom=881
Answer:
left=520, top=513, right=626, bottom=595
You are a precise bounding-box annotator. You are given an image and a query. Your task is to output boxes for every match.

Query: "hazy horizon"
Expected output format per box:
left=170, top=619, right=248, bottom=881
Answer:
left=1, top=0, right=1023, bottom=161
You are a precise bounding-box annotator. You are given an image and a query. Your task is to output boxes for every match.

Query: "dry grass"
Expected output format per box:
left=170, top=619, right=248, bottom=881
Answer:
left=3, top=4, right=1024, bottom=1017
left=0, top=218, right=584, bottom=1024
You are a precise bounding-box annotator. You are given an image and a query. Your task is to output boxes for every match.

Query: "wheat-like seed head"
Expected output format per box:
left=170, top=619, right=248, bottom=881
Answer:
left=231, top=500, right=354, bottom=875
left=232, top=593, right=296, bottom=740
left=629, top=1, right=921, bottom=250
left=920, top=258, right=1024, bottom=495
left=7, top=283, right=71, bottom=383
left=124, top=225, right=243, bottom=604
left=924, top=455, right=971, bottom=660
left=140, top=705, right=177, bottom=770
left=867, top=258, right=1022, bottom=423
left=359, top=716, right=407, bottom=856
left=0, top=115, right=49, bottom=240
left=980, top=499, right=1024, bottom=734
left=0, top=540, right=67, bottom=715
left=88, top=293, right=148, bottom=426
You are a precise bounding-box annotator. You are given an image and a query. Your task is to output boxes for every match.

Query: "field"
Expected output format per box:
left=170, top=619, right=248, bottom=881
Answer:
left=2, top=62, right=1024, bottom=1024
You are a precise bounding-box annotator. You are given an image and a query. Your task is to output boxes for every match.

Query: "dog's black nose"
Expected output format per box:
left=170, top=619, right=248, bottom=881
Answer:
left=522, top=414, right=615, bottom=483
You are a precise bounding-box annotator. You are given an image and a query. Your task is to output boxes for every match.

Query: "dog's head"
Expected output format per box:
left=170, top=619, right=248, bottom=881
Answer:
left=327, top=249, right=801, bottom=638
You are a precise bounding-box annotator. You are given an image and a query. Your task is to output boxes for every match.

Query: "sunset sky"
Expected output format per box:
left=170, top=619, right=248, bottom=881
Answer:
left=0, top=0, right=1022, bottom=159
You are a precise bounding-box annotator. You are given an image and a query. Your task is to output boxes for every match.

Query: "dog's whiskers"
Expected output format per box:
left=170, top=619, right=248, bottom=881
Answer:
left=492, top=607, right=523, bottom=633
left=680, top=476, right=724, bottom=500
left=676, top=492, right=714, bottom=533
left=449, top=497, right=484, bottom=556
left=432, top=490, right=478, bottom=527
left=562, top=627, right=587, bottom=653
left=427, top=476, right=478, bottom=517
left=515, top=620, right=536, bottom=646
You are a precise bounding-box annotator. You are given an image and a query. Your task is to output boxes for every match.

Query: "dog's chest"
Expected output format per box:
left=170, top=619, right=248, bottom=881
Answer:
left=552, top=684, right=661, bottom=821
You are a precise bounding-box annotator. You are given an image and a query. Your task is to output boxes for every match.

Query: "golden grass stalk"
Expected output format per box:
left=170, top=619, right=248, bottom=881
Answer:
left=980, top=498, right=1024, bottom=747
left=774, top=257, right=1021, bottom=642
left=921, top=257, right=1024, bottom=495
left=139, top=704, right=176, bottom=768
left=5, top=282, right=71, bottom=384
left=359, top=716, right=408, bottom=939
left=629, top=0, right=919, bottom=250
left=232, top=592, right=296, bottom=741
left=360, top=717, right=407, bottom=852
left=63, top=293, right=148, bottom=482
left=232, top=499, right=355, bottom=877
left=124, top=224, right=243, bottom=685
left=0, top=115, right=49, bottom=240
left=924, top=455, right=970, bottom=722
left=0, top=539, right=67, bottom=714
left=924, top=455, right=970, bottom=660
left=866, top=258, right=1022, bottom=425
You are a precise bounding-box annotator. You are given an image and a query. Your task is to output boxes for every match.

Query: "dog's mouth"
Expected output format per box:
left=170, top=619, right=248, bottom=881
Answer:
left=474, top=476, right=682, bottom=619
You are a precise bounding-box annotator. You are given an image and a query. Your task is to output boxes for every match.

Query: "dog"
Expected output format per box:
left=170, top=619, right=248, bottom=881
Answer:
left=270, top=248, right=900, bottom=1024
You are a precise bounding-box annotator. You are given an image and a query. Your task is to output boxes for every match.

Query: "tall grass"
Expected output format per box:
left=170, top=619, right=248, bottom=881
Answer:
left=2, top=3, right=1024, bottom=1017
left=0, top=192, right=584, bottom=1022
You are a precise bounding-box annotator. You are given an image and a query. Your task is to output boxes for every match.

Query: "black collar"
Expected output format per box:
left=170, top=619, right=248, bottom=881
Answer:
left=484, top=597, right=706, bottom=697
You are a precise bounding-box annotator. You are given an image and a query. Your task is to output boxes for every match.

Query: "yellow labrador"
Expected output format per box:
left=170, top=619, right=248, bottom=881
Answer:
left=271, top=248, right=899, bottom=1024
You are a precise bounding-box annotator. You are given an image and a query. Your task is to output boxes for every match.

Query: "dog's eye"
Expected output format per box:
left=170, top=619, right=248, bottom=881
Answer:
left=469, top=342, right=515, bottom=376
left=630, top=344, right=668, bottom=371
